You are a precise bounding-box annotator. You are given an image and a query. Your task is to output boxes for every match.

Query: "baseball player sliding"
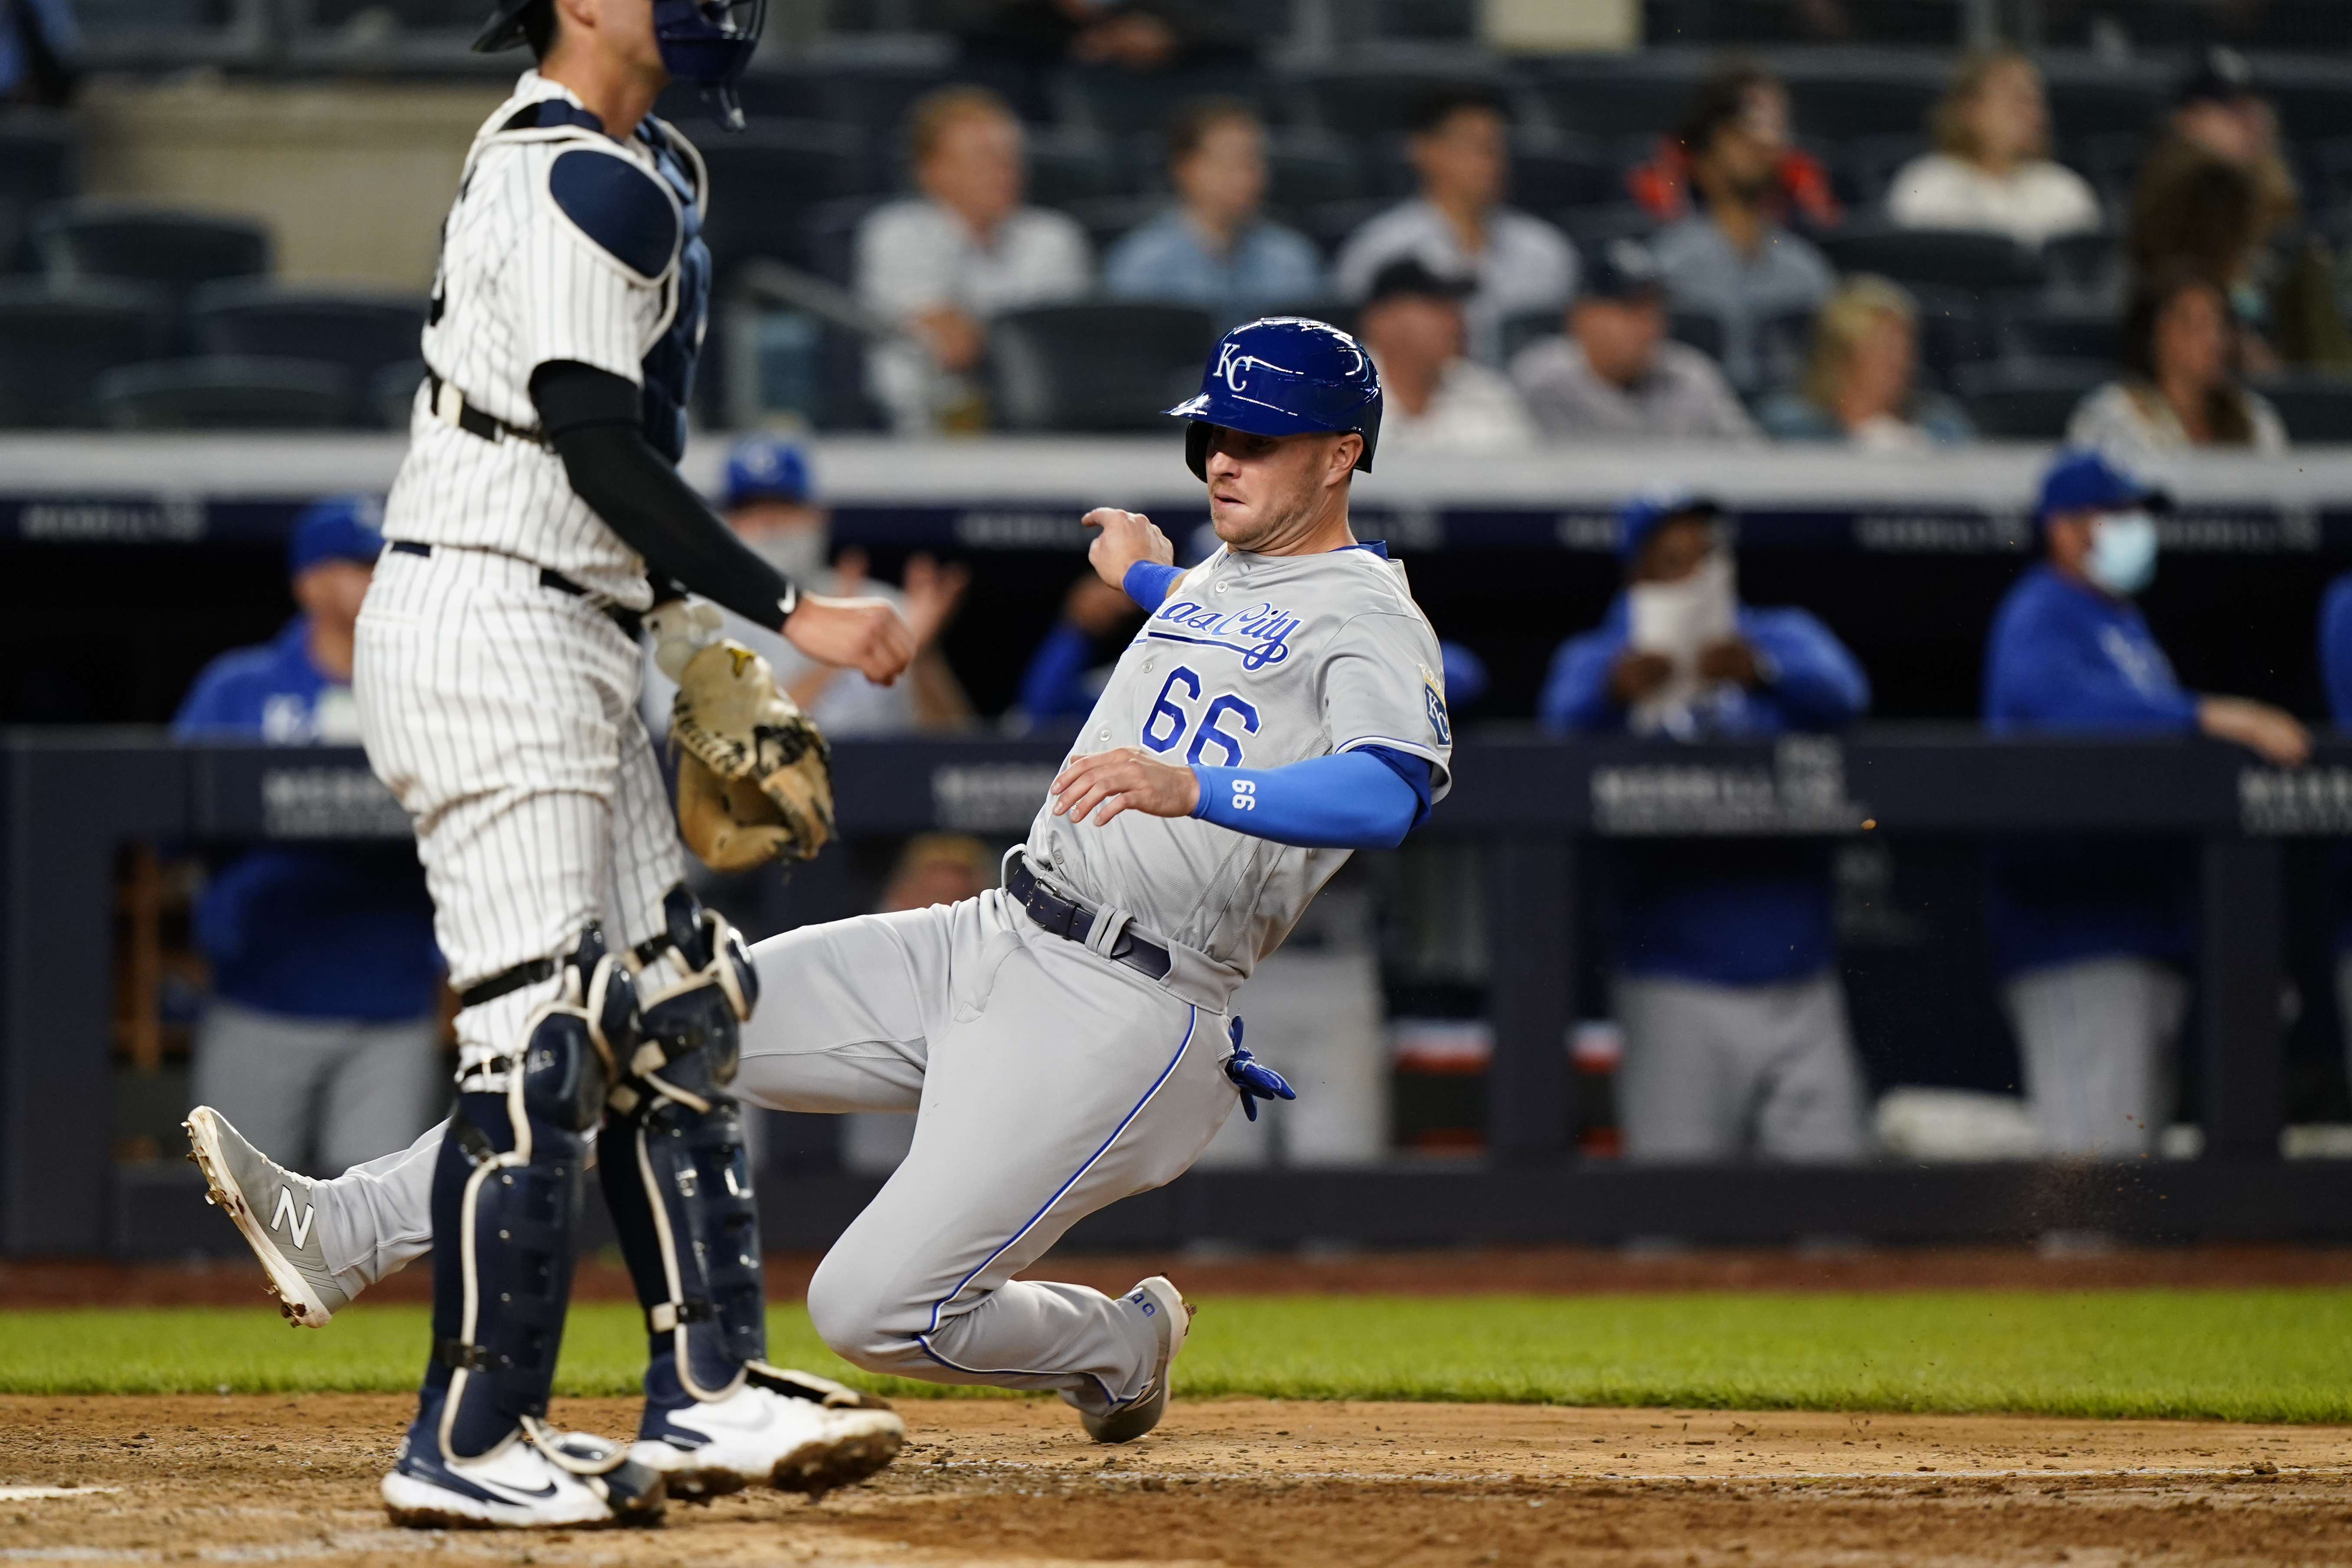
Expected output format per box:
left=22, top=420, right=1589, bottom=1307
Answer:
left=188, top=318, right=1453, bottom=1475
left=186, top=0, right=917, bottom=1533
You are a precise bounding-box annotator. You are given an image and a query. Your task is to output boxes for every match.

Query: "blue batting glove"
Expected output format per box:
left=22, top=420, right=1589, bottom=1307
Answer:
left=1222, top=1017, right=1295, bottom=1122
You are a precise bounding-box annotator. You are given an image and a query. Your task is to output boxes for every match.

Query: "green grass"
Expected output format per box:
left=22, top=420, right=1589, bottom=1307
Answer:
left=6, top=1290, right=2352, bottom=1424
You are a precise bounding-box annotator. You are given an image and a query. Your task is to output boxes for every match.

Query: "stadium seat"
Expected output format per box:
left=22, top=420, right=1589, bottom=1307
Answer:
left=1906, top=283, right=1992, bottom=392
left=2265, top=77, right=2352, bottom=142
left=987, top=302, right=1215, bottom=432
left=184, top=282, right=424, bottom=384
left=94, top=356, right=353, bottom=430
left=2254, top=375, right=2352, bottom=444
left=1748, top=307, right=1818, bottom=395
left=807, top=65, right=956, bottom=135
left=1818, top=224, right=2043, bottom=295
left=1509, top=133, right=1625, bottom=214
left=694, top=120, right=872, bottom=275
left=1025, top=128, right=1127, bottom=210
left=1842, top=133, right=1929, bottom=206
left=1263, top=128, right=1370, bottom=215
left=1053, top=65, right=1269, bottom=138
left=34, top=203, right=271, bottom=307
left=2040, top=230, right=2125, bottom=301
left=1524, top=60, right=1700, bottom=138
left=1954, top=358, right=2112, bottom=440
left=1061, top=194, right=1165, bottom=253
left=1287, top=68, right=1516, bottom=138
left=1556, top=203, right=1660, bottom=251
left=1993, top=302, right=2121, bottom=367
left=1304, top=197, right=1386, bottom=256
left=0, top=277, right=169, bottom=426
left=2065, top=131, right=2148, bottom=214
left=801, top=195, right=892, bottom=288
left=0, top=115, right=77, bottom=272
left=2039, top=70, right=2167, bottom=141
left=1781, top=64, right=1946, bottom=139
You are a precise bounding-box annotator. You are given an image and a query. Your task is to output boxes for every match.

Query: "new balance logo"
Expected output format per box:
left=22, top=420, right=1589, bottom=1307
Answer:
left=271, top=1186, right=315, bottom=1250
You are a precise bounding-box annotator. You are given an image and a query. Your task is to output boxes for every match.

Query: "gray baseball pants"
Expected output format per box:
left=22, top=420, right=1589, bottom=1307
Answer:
left=1612, top=969, right=1870, bottom=1162
left=189, top=999, right=443, bottom=1177
left=2003, top=956, right=2187, bottom=1157
left=292, top=887, right=1240, bottom=1411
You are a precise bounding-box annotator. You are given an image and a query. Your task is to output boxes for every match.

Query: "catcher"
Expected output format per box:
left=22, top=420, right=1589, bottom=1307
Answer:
left=188, top=0, right=913, bottom=1520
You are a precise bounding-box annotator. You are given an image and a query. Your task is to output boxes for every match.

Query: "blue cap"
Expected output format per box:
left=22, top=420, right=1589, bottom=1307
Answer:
left=723, top=434, right=815, bottom=509
left=1616, top=483, right=1720, bottom=563
left=288, top=495, right=384, bottom=576
left=1166, top=316, right=1384, bottom=480
left=2036, top=448, right=2169, bottom=525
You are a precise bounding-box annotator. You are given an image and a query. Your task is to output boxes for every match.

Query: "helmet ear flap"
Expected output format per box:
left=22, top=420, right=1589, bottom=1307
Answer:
left=1185, top=422, right=1210, bottom=482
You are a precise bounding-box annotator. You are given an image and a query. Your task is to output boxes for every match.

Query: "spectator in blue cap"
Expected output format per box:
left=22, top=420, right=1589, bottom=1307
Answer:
left=172, top=495, right=445, bottom=1178
left=1538, top=487, right=1872, bottom=1163
left=1983, top=448, right=2307, bottom=1158
left=641, top=434, right=972, bottom=741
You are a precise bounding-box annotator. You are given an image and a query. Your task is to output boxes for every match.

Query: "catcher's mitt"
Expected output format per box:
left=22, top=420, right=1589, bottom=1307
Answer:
left=670, top=640, right=835, bottom=871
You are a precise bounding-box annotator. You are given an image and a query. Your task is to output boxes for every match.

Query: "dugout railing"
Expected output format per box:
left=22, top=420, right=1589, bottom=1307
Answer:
left=6, top=729, right=2352, bottom=1259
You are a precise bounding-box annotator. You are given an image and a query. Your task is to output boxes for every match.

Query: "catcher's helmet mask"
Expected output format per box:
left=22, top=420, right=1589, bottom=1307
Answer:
left=1166, top=316, right=1383, bottom=482
left=473, top=0, right=766, bottom=133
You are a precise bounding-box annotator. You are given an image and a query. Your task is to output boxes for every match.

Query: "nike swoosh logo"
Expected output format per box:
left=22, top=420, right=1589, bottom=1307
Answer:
left=473, top=1476, right=561, bottom=1503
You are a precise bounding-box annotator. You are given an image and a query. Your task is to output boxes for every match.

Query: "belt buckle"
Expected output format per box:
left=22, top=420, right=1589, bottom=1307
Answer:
left=433, top=377, right=464, bottom=426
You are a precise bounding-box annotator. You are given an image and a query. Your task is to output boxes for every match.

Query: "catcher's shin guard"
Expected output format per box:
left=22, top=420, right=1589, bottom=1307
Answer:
left=601, top=887, right=767, bottom=1402
left=423, top=930, right=638, bottom=1462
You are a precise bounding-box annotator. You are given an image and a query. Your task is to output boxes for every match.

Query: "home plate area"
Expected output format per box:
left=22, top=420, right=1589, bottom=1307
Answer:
left=3, top=1394, right=2347, bottom=1567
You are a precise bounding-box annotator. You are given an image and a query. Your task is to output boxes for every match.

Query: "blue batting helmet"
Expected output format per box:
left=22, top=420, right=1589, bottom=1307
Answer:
left=1164, top=317, right=1383, bottom=481
left=722, top=433, right=814, bottom=509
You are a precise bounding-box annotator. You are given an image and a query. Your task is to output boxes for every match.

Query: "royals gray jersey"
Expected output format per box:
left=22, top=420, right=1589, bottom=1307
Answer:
left=1023, top=542, right=1453, bottom=994
left=382, top=71, right=710, bottom=607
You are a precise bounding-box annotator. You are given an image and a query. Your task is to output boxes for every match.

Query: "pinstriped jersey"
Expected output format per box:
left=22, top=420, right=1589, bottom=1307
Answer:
left=1023, top=542, right=1453, bottom=982
left=381, top=71, right=710, bottom=606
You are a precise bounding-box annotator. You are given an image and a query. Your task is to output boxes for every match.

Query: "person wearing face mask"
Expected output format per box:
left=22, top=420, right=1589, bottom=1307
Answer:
left=1982, top=448, right=2309, bottom=1159
left=640, top=435, right=973, bottom=741
left=1538, top=488, right=1873, bottom=1164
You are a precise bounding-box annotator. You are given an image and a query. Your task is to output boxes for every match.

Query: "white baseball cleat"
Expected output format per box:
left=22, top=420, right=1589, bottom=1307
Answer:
left=183, top=1106, right=348, bottom=1328
left=630, top=1373, right=907, bottom=1501
left=1066, top=1275, right=1192, bottom=1444
left=382, top=1425, right=665, bottom=1530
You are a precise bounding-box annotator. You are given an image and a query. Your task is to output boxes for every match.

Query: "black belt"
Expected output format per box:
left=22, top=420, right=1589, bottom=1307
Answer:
left=426, top=370, right=547, bottom=447
left=1006, top=854, right=1172, bottom=982
left=388, top=541, right=643, bottom=639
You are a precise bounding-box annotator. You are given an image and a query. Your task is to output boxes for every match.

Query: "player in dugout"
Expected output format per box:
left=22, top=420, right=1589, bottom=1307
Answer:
left=173, top=497, right=446, bottom=1179
left=1539, top=487, right=1873, bottom=1163
left=1984, top=448, right=2308, bottom=1158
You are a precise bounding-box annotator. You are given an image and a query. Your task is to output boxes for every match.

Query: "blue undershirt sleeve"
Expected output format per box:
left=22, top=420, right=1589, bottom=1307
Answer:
left=1189, top=748, right=1432, bottom=849
left=1122, top=560, right=1185, bottom=611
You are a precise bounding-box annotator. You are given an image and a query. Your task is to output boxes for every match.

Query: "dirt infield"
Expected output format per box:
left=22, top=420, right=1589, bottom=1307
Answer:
left=11, top=1243, right=2352, bottom=1310
left=5, top=1393, right=2346, bottom=1566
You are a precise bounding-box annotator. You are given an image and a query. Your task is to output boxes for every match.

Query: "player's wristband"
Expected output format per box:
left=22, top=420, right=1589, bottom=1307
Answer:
left=1122, top=560, right=1183, bottom=611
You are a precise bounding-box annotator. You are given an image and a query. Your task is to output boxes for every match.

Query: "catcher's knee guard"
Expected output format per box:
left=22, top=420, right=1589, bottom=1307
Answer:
left=427, top=930, right=638, bottom=1462
left=601, top=887, right=767, bottom=1402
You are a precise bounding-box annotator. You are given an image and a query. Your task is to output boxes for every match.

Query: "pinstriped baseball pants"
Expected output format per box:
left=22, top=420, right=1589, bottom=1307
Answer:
left=356, top=544, right=679, bottom=1068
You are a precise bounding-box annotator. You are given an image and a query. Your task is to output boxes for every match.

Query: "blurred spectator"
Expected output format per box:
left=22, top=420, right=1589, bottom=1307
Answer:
left=2067, top=264, right=2285, bottom=456
left=2319, top=576, right=2352, bottom=1099
left=173, top=498, right=444, bottom=1175
left=0, top=0, right=78, bottom=106
left=1104, top=98, right=1323, bottom=324
left=642, top=435, right=972, bottom=738
left=1539, top=490, right=1871, bottom=1163
left=1355, top=259, right=1535, bottom=455
left=1758, top=275, right=1972, bottom=452
left=1651, top=64, right=1835, bottom=389
left=1887, top=47, right=2101, bottom=248
left=1333, top=82, right=1577, bottom=365
left=2130, top=48, right=2351, bottom=369
left=1015, top=571, right=1146, bottom=728
left=1983, top=449, right=2309, bottom=1158
left=1510, top=236, right=1758, bottom=444
left=943, top=0, right=1255, bottom=74
left=1628, top=62, right=1840, bottom=233
left=858, top=86, right=1091, bottom=434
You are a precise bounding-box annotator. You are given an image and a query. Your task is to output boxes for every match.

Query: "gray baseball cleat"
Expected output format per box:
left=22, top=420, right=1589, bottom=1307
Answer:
left=184, top=1106, right=349, bottom=1327
left=1068, top=1275, right=1192, bottom=1444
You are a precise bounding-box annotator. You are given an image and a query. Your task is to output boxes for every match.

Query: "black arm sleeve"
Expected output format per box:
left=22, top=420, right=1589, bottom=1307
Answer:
left=529, top=360, right=798, bottom=631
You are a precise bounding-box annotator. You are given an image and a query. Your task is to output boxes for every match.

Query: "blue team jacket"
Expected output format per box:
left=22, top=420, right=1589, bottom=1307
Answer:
left=1980, top=565, right=2199, bottom=979
left=1538, top=596, right=1870, bottom=987
left=174, top=619, right=442, bottom=1023
left=2319, top=571, right=2352, bottom=952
